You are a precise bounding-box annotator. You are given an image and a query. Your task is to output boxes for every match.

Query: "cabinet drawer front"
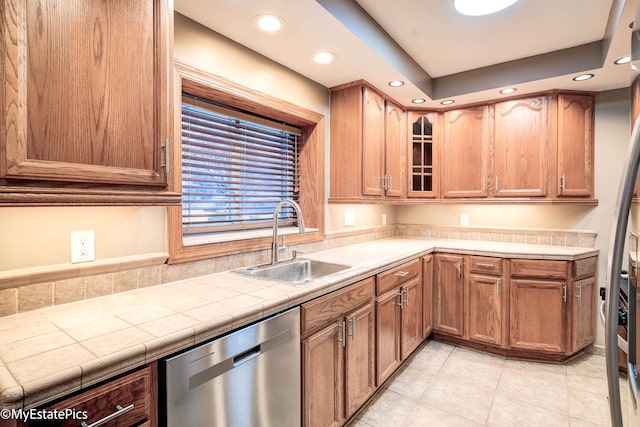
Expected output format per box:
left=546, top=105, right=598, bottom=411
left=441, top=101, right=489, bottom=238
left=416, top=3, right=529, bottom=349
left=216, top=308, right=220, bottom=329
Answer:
left=376, top=259, right=421, bottom=295
left=469, top=256, right=502, bottom=275
left=510, top=259, right=567, bottom=279
left=573, top=257, right=596, bottom=280
left=44, top=366, right=153, bottom=427
left=302, top=277, right=375, bottom=335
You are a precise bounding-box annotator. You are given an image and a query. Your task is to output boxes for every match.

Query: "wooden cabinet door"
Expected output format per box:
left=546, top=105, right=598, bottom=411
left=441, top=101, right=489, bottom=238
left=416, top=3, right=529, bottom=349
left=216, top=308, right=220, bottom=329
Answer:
left=362, top=86, right=385, bottom=196
left=407, top=111, right=439, bottom=198
left=375, top=289, right=401, bottom=385
left=434, top=254, right=465, bottom=337
left=423, top=255, right=434, bottom=338
left=467, top=274, right=502, bottom=346
left=344, top=302, right=376, bottom=419
left=557, top=94, right=594, bottom=197
left=509, top=278, right=567, bottom=354
left=442, top=106, right=489, bottom=198
left=400, top=277, right=423, bottom=359
left=493, top=96, right=548, bottom=197
left=572, top=276, right=596, bottom=352
left=302, top=322, right=345, bottom=427
left=384, top=100, right=405, bottom=198
left=1, top=0, right=169, bottom=186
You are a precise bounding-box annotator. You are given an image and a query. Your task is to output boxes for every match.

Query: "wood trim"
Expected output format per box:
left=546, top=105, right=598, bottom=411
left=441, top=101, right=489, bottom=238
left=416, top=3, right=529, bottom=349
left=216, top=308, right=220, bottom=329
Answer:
left=168, top=63, right=325, bottom=264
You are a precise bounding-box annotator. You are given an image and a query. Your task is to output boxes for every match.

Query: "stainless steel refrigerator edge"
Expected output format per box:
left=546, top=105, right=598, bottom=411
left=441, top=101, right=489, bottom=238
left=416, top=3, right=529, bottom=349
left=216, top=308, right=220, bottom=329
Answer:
left=162, top=307, right=301, bottom=427
left=606, top=112, right=640, bottom=426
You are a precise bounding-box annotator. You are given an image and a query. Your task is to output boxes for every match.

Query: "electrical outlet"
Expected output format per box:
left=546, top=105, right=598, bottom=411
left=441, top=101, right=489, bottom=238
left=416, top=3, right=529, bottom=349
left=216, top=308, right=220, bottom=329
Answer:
left=344, top=211, right=355, bottom=227
left=460, top=213, right=469, bottom=226
left=71, top=230, right=95, bottom=263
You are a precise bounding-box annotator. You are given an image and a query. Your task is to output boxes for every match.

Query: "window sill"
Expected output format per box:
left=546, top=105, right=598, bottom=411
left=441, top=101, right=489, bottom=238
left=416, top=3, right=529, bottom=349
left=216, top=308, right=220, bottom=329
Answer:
left=183, top=226, right=320, bottom=247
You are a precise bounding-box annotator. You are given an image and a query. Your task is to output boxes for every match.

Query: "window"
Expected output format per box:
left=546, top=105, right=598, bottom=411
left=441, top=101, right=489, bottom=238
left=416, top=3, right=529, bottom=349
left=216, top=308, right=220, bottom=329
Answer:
left=168, top=64, right=324, bottom=264
left=181, top=95, right=301, bottom=236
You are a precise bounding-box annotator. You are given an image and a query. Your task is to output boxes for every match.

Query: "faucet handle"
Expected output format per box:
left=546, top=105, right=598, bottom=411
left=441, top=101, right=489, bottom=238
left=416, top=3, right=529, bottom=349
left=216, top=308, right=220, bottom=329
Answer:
left=292, top=249, right=304, bottom=261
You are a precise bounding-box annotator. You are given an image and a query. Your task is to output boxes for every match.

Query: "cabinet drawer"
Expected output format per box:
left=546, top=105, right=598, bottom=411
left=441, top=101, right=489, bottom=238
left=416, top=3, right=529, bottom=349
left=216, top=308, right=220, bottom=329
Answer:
left=301, top=277, right=374, bottom=335
left=510, top=259, right=568, bottom=279
left=469, top=256, right=502, bottom=275
left=376, top=259, right=421, bottom=295
left=41, top=365, right=153, bottom=427
left=573, top=257, right=596, bottom=280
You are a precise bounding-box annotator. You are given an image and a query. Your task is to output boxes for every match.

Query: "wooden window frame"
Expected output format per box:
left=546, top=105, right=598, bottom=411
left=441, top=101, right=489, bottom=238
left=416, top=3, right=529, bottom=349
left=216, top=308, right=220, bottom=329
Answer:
left=168, top=62, right=325, bottom=264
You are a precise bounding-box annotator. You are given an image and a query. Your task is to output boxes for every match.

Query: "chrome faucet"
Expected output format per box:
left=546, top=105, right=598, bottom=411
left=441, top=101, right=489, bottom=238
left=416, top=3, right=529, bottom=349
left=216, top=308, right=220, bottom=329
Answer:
left=271, top=200, right=305, bottom=265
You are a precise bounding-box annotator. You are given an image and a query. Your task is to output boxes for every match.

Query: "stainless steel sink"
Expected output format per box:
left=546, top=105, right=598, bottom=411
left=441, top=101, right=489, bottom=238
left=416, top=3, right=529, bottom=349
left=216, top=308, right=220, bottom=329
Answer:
left=232, top=259, right=353, bottom=286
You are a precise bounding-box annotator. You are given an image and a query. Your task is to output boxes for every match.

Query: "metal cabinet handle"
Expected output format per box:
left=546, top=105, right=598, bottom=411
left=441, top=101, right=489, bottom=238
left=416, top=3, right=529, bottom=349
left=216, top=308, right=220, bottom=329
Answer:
left=81, top=404, right=135, bottom=427
left=397, top=289, right=404, bottom=308
left=348, top=316, right=356, bottom=340
left=563, top=284, right=567, bottom=303
left=457, top=262, right=462, bottom=278
left=495, top=176, right=499, bottom=192
left=476, top=263, right=494, bottom=268
left=338, top=321, right=346, bottom=347
left=395, top=271, right=409, bottom=277
left=560, top=174, right=566, bottom=192
left=577, top=284, right=582, bottom=301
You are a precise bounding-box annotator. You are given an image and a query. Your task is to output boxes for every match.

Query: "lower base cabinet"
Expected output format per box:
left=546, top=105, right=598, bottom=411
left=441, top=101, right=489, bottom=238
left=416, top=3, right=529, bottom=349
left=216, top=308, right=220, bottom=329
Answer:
left=8, top=364, right=157, bottom=427
left=301, top=278, right=376, bottom=427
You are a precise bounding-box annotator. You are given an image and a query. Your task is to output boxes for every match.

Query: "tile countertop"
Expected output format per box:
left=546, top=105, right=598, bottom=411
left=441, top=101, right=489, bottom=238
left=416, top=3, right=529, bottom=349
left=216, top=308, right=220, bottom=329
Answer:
left=0, top=238, right=598, bottom=410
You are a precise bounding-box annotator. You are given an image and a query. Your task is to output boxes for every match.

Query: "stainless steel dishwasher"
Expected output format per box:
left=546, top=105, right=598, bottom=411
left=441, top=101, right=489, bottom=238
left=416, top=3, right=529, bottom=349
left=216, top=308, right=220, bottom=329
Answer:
left=162, top=307, right=300, bottom=427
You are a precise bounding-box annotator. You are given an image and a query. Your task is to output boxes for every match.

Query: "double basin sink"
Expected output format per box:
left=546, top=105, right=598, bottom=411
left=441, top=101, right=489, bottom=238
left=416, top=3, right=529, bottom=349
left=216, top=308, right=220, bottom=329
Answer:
left=232, top=259, right=353, bottom=286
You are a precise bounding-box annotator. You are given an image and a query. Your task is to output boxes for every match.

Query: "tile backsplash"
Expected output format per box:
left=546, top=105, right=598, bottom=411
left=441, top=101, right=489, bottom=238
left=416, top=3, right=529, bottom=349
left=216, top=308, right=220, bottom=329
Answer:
left=0, top=224, right=595, bottom=317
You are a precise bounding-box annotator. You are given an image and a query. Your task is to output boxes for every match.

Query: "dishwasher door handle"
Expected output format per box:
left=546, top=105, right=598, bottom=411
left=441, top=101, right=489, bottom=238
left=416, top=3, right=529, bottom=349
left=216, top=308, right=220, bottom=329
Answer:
left=233, top=345, right=261, bottom=367
left=188, top=329, right=290, bottom=390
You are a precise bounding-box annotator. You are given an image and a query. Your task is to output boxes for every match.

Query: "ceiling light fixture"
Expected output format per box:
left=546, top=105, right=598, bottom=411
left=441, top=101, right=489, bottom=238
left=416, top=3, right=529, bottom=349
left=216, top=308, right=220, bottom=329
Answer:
left=389, top=80, right=405, bottom=87
left=615, top=56, right=631, bottom=65
left=313, top=52, right=336, bottom=64
left=500, top=88, right=517, bottom=95
left=573, top=73, right=594, bottom=81
left=454, top=0, right=519, bottom=16
left=441, top=99, right=455, bottom=105
left=255, top=14, right=284, bottom=32
left=412, top=98, right=426, bottom=104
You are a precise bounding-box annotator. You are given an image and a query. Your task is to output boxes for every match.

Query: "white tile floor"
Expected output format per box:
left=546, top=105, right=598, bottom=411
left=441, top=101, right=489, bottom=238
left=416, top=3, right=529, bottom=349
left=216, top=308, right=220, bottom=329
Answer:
left=347, top=340, right=632, bottom=427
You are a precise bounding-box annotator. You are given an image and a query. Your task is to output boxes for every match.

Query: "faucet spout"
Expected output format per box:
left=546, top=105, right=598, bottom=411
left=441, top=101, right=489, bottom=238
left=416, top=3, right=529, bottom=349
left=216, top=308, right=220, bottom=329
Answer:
left=272, top=200, right=305, bottom=265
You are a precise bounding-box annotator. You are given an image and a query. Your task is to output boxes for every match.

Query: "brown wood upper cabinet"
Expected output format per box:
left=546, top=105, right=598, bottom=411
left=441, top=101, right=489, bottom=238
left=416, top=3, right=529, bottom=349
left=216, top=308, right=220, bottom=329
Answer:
left=442, top=106, right=490, bottom=198
left=1, top=0, right=176, bottom=205
left=556, top=94, right=594, bottom=197
left=330, top=82, right=405, bottom=202
left=407, top=111, right=439, bottom=198
left=493, top=96, right=549, bottom=197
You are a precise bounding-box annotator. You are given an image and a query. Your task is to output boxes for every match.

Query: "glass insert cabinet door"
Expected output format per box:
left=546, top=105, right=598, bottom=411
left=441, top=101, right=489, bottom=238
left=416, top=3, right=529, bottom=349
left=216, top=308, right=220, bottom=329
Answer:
left=408, top=112, right=438, bottom=197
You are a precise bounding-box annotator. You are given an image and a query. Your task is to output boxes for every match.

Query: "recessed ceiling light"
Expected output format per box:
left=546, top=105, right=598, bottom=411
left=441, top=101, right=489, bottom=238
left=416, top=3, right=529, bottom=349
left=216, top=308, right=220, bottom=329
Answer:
left=615, top=56, right=631, bottom=65
left=441, top=99, right=455, bottom=105
left=255, top=14, right=284, bottom=32
left=454, top=0, right=519, bottom=16
left=500, top=88, right=517, bottom=94
left=313, top=52, right=336, bottom=64
left=412, top=98, right=426, bottom=104
left=389, top=80, right=405, bottom=87
left=573, top=73, right=594, bottom=81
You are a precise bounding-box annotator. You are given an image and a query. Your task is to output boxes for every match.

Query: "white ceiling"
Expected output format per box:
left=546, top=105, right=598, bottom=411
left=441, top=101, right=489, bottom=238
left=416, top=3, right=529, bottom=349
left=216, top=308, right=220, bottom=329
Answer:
left=175, top=0, right=639, bottom=108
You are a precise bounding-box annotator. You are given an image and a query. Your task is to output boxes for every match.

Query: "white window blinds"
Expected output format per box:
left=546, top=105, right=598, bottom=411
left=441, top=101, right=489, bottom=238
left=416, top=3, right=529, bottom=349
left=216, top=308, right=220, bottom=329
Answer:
left=181, top=94, right=301, bottom=235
